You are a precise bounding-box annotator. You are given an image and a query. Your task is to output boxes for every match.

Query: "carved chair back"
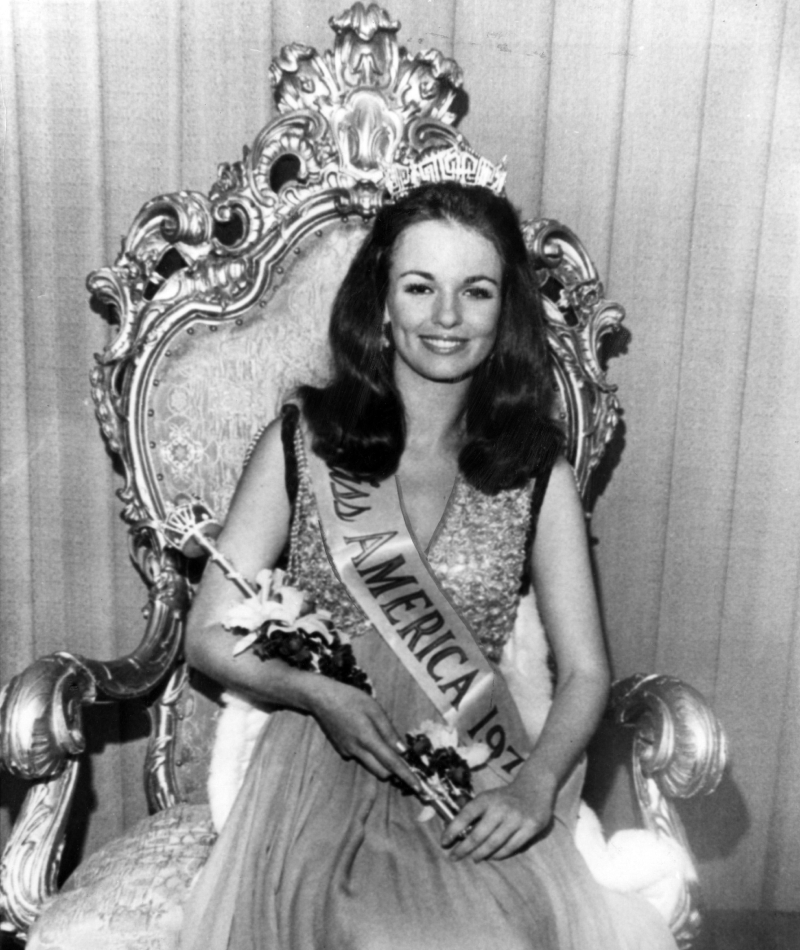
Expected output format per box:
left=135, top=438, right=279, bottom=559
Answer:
left=87, top=5, right=622, bottom=812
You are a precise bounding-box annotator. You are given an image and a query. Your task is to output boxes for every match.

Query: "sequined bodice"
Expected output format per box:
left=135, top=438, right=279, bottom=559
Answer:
left=287, top=429, right=536, bottom=664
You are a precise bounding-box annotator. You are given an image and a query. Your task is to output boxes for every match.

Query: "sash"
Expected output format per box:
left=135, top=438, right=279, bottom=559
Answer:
left=305, top=438, right=533, bottom=786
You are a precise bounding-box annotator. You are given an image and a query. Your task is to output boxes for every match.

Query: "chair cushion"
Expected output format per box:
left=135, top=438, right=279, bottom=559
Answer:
left=28, top=804, right=216, bottom=950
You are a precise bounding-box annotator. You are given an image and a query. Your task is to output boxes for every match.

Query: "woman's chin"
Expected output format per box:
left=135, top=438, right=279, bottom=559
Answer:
left=394, top=350, right=489, bottom=386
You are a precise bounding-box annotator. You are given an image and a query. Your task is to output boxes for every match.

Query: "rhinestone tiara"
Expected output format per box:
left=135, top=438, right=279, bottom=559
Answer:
left=383, top=146, right=507, bottom=200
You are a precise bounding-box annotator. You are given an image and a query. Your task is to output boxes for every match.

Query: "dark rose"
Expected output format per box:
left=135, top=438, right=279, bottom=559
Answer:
left=319, top=643, right=372, bottom=694
left=254, top=629, right=314, bottom=669
left=429, top=748, right=473, bottom=794
left=409, top=734, right=433, bottom=759
left=447, top=764, right=471, bottom=790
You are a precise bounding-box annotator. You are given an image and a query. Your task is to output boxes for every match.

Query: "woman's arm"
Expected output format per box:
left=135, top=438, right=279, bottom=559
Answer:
left=443, top=456, right=610, bottom=860
left=185, top=419, right=422, bottom=790
left=185, top=419, right=294, bottom=700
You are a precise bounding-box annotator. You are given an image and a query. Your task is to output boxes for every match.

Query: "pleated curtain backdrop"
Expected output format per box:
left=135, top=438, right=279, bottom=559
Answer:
left=1, top=0, right=798, bottom=914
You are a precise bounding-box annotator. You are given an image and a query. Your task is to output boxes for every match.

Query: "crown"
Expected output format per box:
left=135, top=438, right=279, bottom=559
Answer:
left=383, top=146, right=507, bottom=201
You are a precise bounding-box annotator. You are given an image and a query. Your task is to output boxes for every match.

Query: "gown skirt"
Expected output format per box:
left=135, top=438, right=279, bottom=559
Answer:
left=179, top=625, right=677, bottom=950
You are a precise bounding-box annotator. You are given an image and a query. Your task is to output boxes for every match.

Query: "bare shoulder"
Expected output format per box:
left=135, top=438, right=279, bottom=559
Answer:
left=240, top=417, right=286, bottom=483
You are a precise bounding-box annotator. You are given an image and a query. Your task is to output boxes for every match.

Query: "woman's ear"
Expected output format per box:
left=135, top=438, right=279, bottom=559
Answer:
left=381, top=317, right=393, bottom=350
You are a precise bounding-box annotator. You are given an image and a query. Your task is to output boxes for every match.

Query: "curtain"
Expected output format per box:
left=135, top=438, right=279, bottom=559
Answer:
left=1, top=0, right=797, bottom=913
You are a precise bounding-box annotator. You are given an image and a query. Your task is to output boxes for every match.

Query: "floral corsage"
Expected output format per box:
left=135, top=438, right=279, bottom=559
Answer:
left=400, top=720, right=491, bottom=822
left=223, top=567, right=372, bottom=695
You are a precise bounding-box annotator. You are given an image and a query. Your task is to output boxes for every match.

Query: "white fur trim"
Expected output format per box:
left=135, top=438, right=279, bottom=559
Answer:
left=498, top=589, right=553, bottom=741
left=207, top=691, right=270, bottom=832
left=574, top=801, right=695, bottom=927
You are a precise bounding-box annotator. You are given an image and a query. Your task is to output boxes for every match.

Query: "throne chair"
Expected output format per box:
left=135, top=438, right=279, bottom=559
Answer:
left=0, top=5, right=727, bottom=949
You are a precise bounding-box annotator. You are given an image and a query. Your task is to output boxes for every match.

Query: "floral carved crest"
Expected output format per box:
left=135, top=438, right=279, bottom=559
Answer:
left=266, top=5, right=464, bottom=186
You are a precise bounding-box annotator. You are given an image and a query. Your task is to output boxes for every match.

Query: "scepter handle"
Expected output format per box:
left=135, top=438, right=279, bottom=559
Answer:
left=160, top=500, right=258, bottom=599
left=184, top=528, right=257, bottom=598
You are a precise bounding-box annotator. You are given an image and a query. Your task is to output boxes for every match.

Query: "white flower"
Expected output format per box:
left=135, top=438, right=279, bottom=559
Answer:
left=226, top=598, right=275, bottom=632
left=279, top=586, right=305, bottom=621
left=459, top=742, right=491, bottom=769
left=418, top=719, right=459, bottom=749
left=224, top=567, right=336, bottom=658
left=232, top=631, right=262, bottom=657
left=415, top=719, right=490, bottom=765
left=294, top=613, right=334, bottom=641
left=224, top=569, right=307, bottom=632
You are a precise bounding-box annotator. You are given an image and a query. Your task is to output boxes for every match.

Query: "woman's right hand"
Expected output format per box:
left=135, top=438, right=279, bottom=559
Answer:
left=309, top=677, right=423, bottom=793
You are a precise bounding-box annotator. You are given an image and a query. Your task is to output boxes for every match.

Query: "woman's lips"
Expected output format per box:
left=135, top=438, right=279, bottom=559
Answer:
left=419, top=336, right=469, bottom=354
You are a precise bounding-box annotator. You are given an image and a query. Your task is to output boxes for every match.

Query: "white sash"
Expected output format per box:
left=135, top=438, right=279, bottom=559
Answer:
left=305, top=439, right=533, bottom=785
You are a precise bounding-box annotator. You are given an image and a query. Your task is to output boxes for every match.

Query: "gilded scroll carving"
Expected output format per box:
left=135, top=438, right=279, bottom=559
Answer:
left=524, top=220, right=624, bottom=496
left=610, top=674, right=728, bottom=948
left=0, top=763, right=80, bottom=939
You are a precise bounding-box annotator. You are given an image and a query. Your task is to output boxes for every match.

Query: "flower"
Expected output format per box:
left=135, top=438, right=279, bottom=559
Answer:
left=415, top=719, right=490, bottom=770
left=226, top=569, right=297, bottom=631
left=417, top=719, right=458, bottom=750
left=401, top=720, right=492, bottom=823
left=254, top=629, right=315, bottom=669
left=222, top=568, right=372, bottom=695
left=460, top=741, right=491, bottom=770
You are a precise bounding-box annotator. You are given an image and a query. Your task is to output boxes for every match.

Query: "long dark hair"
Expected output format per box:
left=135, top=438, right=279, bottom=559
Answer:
left=300, top=181, right=563, bottom=493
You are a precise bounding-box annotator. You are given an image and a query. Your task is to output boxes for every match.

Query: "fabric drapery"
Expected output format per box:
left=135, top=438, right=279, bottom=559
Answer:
left=1, top=0, right=798, bottom=913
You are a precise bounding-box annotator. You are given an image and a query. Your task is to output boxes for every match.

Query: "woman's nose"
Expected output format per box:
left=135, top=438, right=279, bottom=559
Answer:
left=433, top=292, right=462, bottom=328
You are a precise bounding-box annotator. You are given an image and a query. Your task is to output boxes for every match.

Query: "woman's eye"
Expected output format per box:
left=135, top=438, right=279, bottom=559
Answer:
left=403, top=283, right=433, bottom=295
left=464, top=286, right=494, bottom=299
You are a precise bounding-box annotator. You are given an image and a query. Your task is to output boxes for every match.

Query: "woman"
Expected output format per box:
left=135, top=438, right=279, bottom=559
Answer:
left=181, top=179, right=677, bottom=949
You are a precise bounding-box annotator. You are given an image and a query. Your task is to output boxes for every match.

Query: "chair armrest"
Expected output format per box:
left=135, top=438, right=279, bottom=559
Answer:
left=610, top=673, right=727, bottom=809
left=0, top=553, right=190, bottom=938
left=81, top=547, right=190, bottom=699
left=0, top=654, right=94, bottom=939
left=609, top=673, right=728, bottom=949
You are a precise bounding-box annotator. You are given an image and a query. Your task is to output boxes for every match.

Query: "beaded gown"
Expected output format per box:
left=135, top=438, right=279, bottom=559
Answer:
left=179, top=411, right=677, bottom=950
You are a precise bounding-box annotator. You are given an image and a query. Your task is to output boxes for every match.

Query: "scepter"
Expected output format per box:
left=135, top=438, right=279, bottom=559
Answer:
left=157, top=498, right=256, bottom=598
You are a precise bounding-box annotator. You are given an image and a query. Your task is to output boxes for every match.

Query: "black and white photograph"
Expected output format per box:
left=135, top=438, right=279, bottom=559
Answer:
left=1, top=1, right=797, bottom=948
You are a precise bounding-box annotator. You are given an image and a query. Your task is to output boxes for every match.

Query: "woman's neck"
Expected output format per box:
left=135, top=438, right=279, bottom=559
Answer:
left=394, top=360, right=469, bottom=455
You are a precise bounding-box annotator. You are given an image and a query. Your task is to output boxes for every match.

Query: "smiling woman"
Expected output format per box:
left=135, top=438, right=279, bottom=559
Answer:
left=386, top=220, right=502, bottom=384
left=301, top=181, right=562, bottom=498
left=171, top=176, right=678, bottom=950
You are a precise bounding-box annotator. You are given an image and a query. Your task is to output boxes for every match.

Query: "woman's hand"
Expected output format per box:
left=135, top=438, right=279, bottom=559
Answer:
left=441, top=769, right=558, bottom=862
left=310, top=678, right=423, bottom=793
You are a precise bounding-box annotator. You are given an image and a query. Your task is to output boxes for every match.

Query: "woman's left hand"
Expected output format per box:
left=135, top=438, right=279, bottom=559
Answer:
left=441, top=769, right=558, bottom=862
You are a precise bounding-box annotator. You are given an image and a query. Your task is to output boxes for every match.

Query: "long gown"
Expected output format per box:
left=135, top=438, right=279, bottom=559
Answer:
left=179, top=412, right=677, bottom=950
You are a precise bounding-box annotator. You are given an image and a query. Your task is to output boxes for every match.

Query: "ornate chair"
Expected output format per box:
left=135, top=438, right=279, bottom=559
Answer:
left=0, top=5, right=726, bottom=948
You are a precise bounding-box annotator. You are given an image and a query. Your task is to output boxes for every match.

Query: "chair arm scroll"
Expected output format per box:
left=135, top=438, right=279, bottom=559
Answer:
left=609, top=673, right=727, bottom=810
left=0, top=655, right=94, bottom=938
left=609, top=674, right=728, bottom=950
left=0, top=654, right=96, bottom=781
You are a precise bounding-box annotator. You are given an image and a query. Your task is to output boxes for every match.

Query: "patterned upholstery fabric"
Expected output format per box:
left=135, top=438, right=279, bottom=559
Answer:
left=147, top=220, right=368, bottom=521
left=28, top=804, right=216, bottom=950
left=152, top=223, right=370, bottom=805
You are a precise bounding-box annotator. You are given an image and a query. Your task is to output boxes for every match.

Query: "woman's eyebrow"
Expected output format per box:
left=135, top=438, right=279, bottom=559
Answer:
left=398, top=270, right=499, bottom=286
left=464, top=275, right=499, bottom=286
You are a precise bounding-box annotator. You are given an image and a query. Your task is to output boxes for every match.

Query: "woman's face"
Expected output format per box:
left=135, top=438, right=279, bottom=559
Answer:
left=384, top=220, right=503, bottom=384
